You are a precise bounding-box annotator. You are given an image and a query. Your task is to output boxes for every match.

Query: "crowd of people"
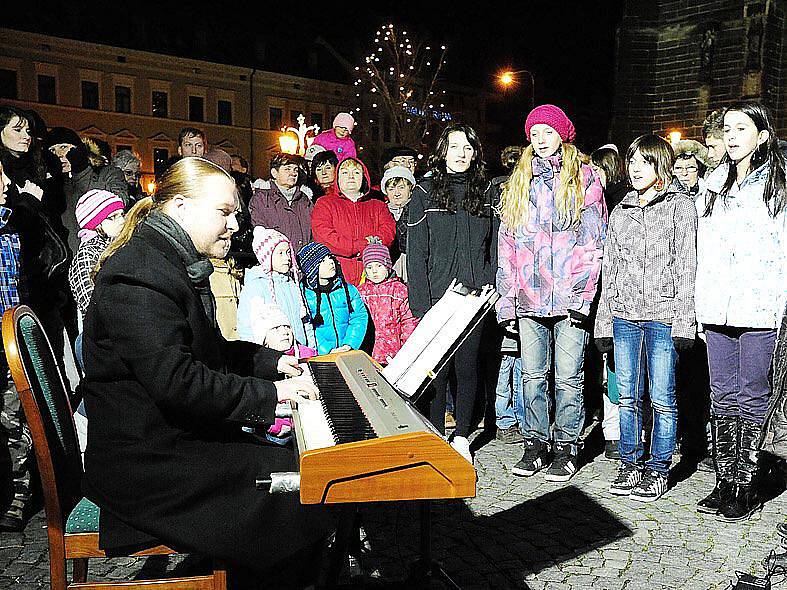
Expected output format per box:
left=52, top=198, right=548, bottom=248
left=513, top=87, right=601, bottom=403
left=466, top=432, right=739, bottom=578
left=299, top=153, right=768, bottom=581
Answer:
left=0, top=99, right=785, bottom=578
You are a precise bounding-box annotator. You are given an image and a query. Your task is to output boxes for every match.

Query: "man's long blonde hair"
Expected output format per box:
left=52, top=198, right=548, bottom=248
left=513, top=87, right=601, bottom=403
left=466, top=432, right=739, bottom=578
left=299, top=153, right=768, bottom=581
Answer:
left=499, top=143, right=586, bottom=229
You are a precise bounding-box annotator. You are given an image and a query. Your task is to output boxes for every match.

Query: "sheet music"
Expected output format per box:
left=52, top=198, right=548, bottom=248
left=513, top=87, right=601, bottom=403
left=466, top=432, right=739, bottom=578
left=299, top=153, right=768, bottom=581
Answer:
left=383, top=282, right=498, bottom=399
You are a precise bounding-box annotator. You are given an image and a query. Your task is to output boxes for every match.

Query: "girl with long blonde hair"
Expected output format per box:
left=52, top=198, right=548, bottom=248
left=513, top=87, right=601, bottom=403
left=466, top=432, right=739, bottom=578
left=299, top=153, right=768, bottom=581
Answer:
left=496, top=104, right=606, bottom=483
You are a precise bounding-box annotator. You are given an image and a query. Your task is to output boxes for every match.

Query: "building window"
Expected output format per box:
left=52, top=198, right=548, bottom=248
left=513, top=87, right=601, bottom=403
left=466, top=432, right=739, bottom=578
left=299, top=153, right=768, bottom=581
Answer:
left=153, top=148, right=169, bottom=177
left=289, top=110, right=301, bottom=127
left=0, top=69, right=17, bottom=99
left=115, top=85, right=131, bottom=113
left=152, top=91, right=168, bottom=118
left=81, top=81, right=99, bottom=109
left=37, top=75, right=56, bottom=104
left=188, top=96, right=204, bottom=122
left=269, top=107, right=283, bottom=130
left=311, top=113, right=324, bottom=130
left=116, top=144, right=132, bottom=153
left=217, top=100, right=232, bottom=125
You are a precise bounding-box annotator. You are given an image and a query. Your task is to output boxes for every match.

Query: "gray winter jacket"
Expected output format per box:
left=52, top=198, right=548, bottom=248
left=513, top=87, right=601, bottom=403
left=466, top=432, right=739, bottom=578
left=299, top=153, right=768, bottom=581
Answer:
left=595, top=181, right=698, bottom=339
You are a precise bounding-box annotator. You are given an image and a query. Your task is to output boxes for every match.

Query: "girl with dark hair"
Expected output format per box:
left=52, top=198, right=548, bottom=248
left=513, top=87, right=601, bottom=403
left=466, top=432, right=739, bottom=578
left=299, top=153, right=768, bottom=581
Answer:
left=590, top=145, right=628, bottom=212
left=0, top=107, right=69, bottom=531
left=695, top=102, right=787, bottom=521
left=496, top=105, right=606, bottom=482
left=596, top=135, right=697, bottom=503
left=407, top=123, right=498, bottom=463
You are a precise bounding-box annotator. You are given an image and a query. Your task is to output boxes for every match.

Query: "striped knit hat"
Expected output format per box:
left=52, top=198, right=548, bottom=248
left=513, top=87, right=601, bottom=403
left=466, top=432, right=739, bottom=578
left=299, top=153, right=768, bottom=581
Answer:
left=362, top=243, right=392, bottom=270
left=76, top=189, right=124, bottom=231
left=296, top=242, right=333, bottom=290
left=252, top=227, right=293, bottom=273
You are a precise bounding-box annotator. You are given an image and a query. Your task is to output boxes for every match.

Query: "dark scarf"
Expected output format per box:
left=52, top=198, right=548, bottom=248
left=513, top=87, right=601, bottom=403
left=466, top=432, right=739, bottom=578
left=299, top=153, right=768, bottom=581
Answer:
left=144, top=210, right=217, bottom=327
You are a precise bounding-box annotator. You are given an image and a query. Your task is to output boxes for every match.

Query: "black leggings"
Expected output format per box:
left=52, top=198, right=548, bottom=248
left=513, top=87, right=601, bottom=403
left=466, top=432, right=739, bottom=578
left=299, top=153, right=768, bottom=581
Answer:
left=426, top=323, right=485, bottom=438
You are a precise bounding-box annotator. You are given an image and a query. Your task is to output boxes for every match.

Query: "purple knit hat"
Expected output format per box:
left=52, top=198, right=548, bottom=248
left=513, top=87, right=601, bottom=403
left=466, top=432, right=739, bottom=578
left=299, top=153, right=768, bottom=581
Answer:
left=362, top=243, right=392, bottom=270
left=525, top=104, right=576, bottom=143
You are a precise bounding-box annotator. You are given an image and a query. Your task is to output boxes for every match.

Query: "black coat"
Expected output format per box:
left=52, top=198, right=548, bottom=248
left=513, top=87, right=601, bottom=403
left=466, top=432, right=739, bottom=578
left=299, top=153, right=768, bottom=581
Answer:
left=406, top=175, right=499, bottom=317
left=81, top=224, right=330, bottom=569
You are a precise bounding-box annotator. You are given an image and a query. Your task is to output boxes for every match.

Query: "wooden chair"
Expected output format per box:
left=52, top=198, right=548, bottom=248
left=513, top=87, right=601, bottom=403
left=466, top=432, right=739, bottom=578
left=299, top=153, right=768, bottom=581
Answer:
left=2, top=305, right=227, bottom=590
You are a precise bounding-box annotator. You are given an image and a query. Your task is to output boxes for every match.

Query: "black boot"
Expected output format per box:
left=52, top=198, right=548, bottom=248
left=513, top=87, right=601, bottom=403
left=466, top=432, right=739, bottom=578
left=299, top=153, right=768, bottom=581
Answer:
left=721, top=418, right=763, bottom=521
left=697, top=415, right=737, bottom=514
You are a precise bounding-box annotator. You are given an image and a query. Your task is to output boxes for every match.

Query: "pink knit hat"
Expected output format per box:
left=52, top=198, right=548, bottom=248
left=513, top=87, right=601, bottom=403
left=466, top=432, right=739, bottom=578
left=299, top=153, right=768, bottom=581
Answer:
left=525, top=104, right=576, bottom=143
left=75, top=189, right=124, bottom=231
left=252, top=227, right=292, bottom=272
left=362, top=243, right=392, bottom=270
left=332, top=112, right=355, bottom=133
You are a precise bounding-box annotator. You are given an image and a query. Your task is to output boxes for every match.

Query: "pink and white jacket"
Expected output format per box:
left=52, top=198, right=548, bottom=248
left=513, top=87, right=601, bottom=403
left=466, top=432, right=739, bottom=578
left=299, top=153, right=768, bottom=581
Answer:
left=357, top=276, right=418, bottom=364
left=312, top=130, right=357, bottom=162
left=496, top=153, right=607, bottom=322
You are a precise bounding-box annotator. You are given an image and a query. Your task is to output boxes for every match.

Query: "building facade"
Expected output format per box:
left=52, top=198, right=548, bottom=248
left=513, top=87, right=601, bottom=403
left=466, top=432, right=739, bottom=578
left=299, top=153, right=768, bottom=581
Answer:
left=611, top=0, right=787, bottom=146
left=0, top=27, right=355, bottom=188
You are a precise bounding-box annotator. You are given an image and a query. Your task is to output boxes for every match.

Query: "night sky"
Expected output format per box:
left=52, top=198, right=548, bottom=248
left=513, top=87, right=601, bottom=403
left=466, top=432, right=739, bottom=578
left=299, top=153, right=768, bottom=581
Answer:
left=14, top=1, right=625, bottom=157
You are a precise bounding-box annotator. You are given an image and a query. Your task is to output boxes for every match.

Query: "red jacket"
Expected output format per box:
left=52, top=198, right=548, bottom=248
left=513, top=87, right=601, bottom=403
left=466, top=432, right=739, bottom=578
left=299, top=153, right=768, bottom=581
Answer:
left=357, top=276, right=418, bottom=364
left=311, top=158, right=396, bottom=285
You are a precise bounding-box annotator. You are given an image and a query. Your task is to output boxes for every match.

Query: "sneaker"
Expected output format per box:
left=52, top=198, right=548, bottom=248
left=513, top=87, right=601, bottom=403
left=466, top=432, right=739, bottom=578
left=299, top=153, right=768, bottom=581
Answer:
left=609, top=462, right=643, bottom=496
left=544, top=444, right=578, bottom=482
left=450, top=435, right=472, bottom=464
left=629, top=469, right=668, bottom=503
left=604, top=440, right=621, bottom=460
left=512, top=439, right=552, bottom=477
left=496, top=425, right=524, bottom=444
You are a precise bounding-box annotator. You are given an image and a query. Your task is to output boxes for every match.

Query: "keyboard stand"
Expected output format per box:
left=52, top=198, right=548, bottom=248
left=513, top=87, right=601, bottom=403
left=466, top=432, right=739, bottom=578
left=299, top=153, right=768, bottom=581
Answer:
left=404, top=501, right=461, bottom=589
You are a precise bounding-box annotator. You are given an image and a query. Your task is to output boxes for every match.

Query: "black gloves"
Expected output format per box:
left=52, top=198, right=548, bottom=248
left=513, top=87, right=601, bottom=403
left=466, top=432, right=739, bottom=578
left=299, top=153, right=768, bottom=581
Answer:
left=672, top=337, right=695, bottom=352
left=595, top=338, right=614, bottom=354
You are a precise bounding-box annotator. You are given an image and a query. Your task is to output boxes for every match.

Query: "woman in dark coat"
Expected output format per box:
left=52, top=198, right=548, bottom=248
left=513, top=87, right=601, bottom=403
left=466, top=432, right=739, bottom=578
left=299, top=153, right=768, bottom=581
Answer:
left=81, top=157, right=329, bottom=571
left=406, top=123, right=498, bottom=463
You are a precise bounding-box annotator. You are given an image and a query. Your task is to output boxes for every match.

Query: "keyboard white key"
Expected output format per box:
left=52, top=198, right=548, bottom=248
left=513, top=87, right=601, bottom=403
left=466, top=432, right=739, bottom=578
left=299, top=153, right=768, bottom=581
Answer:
left=296, top=398, right=336, bottom=451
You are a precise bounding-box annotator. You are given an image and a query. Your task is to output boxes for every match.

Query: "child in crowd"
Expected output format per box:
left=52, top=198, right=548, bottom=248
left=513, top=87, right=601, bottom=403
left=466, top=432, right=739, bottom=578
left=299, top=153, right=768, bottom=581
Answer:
left=249, top=301, right=317, bottom=444
left=66, top=188, right=126, bottom=459
left=312, top=113, right=358, bottom=162
left=68, top=189, right=126, bottom=352
left=381, top=165, right=416, bottom=281
left=237, top=227, right=316, bottom=349
left=496, top=105, right=606, bottom=481
left=357, top=243, right=418, bottom=365
left=296, top=241, right=368, bottom=355
left=595, top=134, right=697, bottom=503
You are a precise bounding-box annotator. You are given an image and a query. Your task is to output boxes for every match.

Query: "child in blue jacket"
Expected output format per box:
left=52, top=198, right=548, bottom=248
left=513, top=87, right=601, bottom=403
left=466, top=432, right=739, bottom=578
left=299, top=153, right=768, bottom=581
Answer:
left=296, top=241, right=368, bottom=355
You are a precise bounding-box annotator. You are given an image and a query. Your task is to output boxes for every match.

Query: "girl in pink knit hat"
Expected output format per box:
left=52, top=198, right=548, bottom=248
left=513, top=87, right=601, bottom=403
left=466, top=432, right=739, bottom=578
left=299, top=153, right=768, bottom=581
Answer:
left=496, top=104, right=607, bottom=483
left=68, top=189, right=126, bottom=317
left=312, top=112, right=358, bottom=162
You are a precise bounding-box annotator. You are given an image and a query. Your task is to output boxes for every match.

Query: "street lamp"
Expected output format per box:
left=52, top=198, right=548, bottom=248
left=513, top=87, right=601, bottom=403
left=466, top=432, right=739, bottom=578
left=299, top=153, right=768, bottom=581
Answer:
left=498, top=68, right=535, bottom=109
left=279, top=113, right=320, bottom=155
left=669, top=130, right=682, bottom=145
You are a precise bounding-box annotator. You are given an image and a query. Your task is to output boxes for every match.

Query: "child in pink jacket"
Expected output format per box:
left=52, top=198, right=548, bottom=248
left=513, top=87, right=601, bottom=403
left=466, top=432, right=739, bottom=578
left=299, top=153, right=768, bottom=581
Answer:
left=357, top=243, right=418, bottom=365
left=312, top=112, right=358, bottom=162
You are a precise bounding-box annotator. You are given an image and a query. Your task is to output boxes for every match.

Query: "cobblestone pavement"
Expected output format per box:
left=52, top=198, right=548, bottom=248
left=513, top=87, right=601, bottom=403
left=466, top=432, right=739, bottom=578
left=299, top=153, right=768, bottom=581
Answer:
left=1, top=422, right=785, bottom=589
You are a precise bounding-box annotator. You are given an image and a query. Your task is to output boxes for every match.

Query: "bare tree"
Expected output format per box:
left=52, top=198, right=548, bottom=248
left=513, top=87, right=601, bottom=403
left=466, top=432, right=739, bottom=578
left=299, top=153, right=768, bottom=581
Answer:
left=350, top=24, right=449, bottom=162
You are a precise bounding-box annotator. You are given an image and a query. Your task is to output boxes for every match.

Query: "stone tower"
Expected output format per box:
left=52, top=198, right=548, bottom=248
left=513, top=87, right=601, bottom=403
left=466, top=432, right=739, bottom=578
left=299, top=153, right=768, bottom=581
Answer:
left=611, top=0, right=787, bottom=146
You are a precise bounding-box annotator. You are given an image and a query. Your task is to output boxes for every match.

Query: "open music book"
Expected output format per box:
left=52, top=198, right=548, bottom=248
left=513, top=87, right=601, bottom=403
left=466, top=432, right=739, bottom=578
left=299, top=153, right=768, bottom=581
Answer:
left=382, top=281, right=499, bottom=402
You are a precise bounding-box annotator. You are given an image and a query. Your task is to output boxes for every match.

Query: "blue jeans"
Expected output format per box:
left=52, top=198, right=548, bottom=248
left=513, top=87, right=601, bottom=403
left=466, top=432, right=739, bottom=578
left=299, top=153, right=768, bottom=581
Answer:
left=495, top=354, right=523, bottom=429
left=613, top=318, right=678, bottom=475
left=519, top=316, right=588, bottom=452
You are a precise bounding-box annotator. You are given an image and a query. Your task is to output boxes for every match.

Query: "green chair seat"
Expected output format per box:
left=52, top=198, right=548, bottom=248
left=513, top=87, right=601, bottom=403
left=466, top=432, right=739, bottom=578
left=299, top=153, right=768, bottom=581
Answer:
left=65, top=497, right=100, bottom=533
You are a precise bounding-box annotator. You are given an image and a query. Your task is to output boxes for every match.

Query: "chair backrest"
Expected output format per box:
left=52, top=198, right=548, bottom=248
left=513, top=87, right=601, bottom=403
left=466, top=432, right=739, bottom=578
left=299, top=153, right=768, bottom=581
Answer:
left=2, top=305, right=83, bottom=527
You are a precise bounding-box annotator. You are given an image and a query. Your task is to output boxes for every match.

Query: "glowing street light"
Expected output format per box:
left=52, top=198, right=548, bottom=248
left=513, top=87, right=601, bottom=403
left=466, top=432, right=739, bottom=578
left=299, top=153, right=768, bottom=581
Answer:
left=147, top=179, right=156, bottom=195
left=497, top=68, right=535, bottom=109
left=279, top=113, right=320, bottom=156
left=669, top=130, right=682, bottom=145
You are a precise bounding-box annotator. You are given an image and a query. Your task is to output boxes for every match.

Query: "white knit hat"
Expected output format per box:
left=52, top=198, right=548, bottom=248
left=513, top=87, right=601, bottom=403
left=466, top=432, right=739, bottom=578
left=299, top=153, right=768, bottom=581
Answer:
left=381, top=166, right=416, bottom=190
